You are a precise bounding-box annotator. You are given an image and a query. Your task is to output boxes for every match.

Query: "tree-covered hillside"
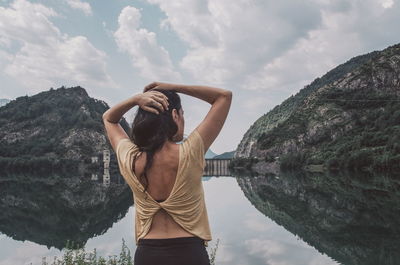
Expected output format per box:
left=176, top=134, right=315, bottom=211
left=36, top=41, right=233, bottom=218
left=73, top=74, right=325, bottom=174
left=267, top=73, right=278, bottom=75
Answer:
left=234, top=43, right=400, bottom=173
left=0, top=86, right=129, bottom=173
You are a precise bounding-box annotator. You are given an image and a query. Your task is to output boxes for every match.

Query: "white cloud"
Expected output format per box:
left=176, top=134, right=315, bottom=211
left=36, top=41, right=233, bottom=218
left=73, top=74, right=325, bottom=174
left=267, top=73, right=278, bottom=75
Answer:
left=245, top=238, right=286, bottom=256
left=146, top=0, right=400, bottom=113
left=147, top=0, right=321, bottom=87
left=0, top=50, right=13, bottom=68
left=380, top=0, right=394, bottom=8
left=243, top=215, right=274, bottom=232
left=212, top=243, right=235, bottom=264
left=66, top=0, right=92, bottom=16
left=242, top=96, right=273, bottom=116
left=0, top=241, right=60, bottom=265
left=0, top=0, right=116, bottom=93
left=114, top=6, right=181, bottom=81
left=244, top=238, right=338, bottom=265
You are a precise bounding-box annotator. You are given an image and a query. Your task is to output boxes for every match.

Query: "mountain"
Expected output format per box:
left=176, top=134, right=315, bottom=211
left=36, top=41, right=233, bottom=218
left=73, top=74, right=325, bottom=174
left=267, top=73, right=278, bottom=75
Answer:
left=233, top=43, right=400, bottom=172
left=0, top=98, right=11, bottom=107
left=0, top=86, right=129, bottom=172
left=213, top=150, right=235, bottom=159
left=205, top=149, right=217, bottom=159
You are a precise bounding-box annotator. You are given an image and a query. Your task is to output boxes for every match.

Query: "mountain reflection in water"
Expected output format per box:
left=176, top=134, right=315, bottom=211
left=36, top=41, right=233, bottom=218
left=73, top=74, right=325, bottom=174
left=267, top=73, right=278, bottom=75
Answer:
left=0, top=173, right=132, bottom=249
left=1, top=165, right=399, bottom=265
left=235, top=169, right=400, bottom=265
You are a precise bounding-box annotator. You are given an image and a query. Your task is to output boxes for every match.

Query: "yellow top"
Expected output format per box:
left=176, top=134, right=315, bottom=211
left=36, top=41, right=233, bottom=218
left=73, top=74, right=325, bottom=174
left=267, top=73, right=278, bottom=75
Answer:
left=115, top=128, right=212, bottom=246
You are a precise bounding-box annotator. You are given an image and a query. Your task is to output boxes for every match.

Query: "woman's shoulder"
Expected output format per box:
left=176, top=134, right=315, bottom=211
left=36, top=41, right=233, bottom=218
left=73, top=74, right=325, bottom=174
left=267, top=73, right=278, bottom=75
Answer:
left=184, top=128, right=204, bottom=149
left=182, top=129, right=206, bottom=167
left=115, top=138, right=140, bottom=171
left=116, top=138, right=139, bottom=156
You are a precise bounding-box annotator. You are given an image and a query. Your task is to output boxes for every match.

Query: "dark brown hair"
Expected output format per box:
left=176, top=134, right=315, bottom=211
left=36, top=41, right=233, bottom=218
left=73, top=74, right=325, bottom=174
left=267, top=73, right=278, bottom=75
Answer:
left=129, top=89, right=182, bottom=198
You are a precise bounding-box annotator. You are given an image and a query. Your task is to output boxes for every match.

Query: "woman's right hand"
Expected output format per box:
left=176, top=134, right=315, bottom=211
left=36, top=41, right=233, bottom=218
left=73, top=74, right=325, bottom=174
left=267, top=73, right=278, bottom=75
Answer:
left=136, top=90, right=169, bottom=115
left=143, top=82, right=180, bottom=93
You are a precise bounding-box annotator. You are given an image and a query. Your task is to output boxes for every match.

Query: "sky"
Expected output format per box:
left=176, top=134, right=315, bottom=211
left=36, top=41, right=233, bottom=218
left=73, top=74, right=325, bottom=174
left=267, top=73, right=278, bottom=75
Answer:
left=0, top=0, right=399, bottom=154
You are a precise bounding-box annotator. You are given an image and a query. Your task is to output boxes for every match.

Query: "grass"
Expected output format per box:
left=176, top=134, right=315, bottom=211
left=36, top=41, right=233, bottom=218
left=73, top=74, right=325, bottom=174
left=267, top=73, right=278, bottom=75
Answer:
left=38, top=238, right=220, bottom=265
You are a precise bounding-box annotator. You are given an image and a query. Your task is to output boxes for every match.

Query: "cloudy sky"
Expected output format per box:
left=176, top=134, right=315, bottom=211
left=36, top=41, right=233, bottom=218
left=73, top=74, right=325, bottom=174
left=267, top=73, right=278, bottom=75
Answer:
left=0, top=0, right=399, bottom=154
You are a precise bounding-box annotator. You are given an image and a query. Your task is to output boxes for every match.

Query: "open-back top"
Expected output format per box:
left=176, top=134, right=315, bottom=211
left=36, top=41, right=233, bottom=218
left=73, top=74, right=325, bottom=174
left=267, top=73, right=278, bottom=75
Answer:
left=115, top=128, right=212, bottom=246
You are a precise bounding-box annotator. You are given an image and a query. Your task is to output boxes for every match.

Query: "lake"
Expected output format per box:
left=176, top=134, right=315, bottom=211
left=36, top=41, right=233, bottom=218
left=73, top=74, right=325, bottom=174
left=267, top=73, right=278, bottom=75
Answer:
left=0, top=166, right=399, bottom=265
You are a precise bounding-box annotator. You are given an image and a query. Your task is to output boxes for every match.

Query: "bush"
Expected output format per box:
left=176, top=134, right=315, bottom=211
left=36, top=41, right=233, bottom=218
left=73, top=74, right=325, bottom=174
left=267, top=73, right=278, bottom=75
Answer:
left=38, top=238, right=221, bottom=265
left=40, top=239, right=133, bottom=265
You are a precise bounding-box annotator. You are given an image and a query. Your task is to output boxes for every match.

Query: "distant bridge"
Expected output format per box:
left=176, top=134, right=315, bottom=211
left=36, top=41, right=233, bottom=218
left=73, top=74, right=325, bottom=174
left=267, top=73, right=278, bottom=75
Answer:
left=204, top=159, right=231, bottom=176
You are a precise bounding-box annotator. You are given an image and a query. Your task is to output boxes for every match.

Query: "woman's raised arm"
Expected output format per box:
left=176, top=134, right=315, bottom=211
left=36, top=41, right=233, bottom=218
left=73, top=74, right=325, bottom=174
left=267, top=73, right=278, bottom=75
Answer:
left=144, top=82, right=232, bottom=153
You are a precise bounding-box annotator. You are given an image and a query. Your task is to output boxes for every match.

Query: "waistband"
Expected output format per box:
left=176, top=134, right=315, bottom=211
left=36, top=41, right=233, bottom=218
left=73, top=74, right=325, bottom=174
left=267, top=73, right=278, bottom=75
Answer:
left=138, top=236, right=205, bottom=247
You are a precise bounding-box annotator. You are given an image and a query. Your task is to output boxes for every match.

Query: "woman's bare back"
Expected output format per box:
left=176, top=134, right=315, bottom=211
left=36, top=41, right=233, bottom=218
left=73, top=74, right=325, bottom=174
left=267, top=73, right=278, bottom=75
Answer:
left=133, top=143, right=196, bottom=239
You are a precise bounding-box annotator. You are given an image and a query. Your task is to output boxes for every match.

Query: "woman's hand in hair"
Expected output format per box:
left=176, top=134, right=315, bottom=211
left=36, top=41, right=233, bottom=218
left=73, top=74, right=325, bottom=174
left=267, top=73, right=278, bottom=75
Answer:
left=137, top=91, right=169, bottom=115
left=143, top=82, right=180, bottom=93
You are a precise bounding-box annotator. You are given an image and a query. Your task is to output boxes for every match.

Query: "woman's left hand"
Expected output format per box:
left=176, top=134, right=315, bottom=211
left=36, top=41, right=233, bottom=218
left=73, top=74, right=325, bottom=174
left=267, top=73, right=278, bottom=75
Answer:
left=137, top=91, right=169, bottom=115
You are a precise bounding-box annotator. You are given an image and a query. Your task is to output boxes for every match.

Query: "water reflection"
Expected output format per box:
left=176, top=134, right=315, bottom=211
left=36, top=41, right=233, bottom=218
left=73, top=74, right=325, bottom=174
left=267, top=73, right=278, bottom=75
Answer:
left=1, top=159, right=398, bottom=265
left=0, top=169, right=338, bottom=265
left=0, top=173, right=132, bottom=249
left=235, top=169, right=400, bottom=265
left=204, top=159, right=231, bottom=176
left=0, top=158, right=231, bottom=251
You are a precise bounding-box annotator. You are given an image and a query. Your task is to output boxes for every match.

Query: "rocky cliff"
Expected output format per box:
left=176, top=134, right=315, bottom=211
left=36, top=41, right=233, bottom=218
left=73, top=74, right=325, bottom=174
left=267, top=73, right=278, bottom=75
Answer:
left=234, top=43, right=400, bottom=171
left=0, top=86, right=130, bottom=172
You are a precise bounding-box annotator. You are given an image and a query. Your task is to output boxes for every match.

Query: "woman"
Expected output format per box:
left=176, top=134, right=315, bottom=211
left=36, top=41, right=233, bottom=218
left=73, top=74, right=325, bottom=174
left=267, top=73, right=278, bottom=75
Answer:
left=102, top=82, right=232, bottom=265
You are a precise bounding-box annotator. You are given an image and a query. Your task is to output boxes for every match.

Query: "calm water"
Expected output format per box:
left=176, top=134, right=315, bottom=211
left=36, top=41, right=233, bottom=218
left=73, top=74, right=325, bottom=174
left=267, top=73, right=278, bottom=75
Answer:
left=0, top=168, right=399, bottom=265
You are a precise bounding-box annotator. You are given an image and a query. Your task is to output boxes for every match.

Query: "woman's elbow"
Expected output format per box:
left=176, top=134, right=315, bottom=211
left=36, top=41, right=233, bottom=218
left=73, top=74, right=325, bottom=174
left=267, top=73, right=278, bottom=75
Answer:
left=222, top=90, right=232, bottom=100
left=102, top=110, right=110, bottom=121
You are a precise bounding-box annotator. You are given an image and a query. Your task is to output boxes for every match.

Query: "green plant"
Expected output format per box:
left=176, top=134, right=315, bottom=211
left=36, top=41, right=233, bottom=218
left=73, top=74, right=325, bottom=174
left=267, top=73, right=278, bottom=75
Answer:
left=38, top=238, right=221, bottom=265
left=39, top=239, right=133, bottom=265
left=208, top=238, right=220, bottom=265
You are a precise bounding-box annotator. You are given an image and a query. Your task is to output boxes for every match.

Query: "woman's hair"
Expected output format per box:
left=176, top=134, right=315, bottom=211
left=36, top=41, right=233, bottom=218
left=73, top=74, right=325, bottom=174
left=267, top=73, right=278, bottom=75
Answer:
left=129, top=89, right=182, bottom=199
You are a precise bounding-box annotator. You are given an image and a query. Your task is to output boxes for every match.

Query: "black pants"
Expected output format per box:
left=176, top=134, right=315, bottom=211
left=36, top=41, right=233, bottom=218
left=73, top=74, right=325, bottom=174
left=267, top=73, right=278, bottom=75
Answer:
left=134, top=236, right=211, bottom=265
